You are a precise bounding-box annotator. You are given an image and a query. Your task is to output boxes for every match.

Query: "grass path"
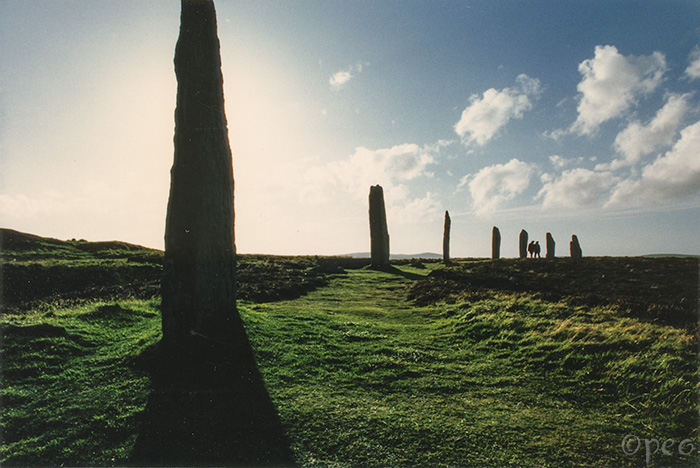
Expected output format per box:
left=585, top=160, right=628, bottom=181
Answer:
left=240, top=265, right=697, bottom=467
left=2, top=261, right=696, bottom=467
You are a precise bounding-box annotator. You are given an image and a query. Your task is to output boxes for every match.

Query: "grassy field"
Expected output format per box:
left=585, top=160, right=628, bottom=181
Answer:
left=1, top=229, right=698, bottom=467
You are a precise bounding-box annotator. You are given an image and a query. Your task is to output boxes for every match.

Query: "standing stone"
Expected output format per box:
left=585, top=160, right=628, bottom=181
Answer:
left=519, top=229, right=528, bottom=259
left=546, top=232, right=555, bottom=259
left=570, top=234, right=583, bottom=258
left=162, top=0, right=242, bottom=351
left=369, top=185, right=390, bottom=269
left=443, top=210, right=451, bottom=265
left=492, top=226, right=501, bottom=260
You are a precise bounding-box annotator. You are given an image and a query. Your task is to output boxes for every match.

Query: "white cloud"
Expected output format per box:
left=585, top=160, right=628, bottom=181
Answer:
left=606, top=93, right=690, bottom=169
left=392, top=192, right=441, bottom=224
left=330, top=70, right=353, bottom=90
left=608, top=120, right=700, bottom=206
left=326, top=144, right=441, bottom=224
left=571, top=45, right=666, bottom=135
left=685, top=47, right=700, bottom=80
left=329, top=62, right=367, bottom=90
left=537, top=168, right=619, bottom=208
left=548, top=154, right=584, bottom=169
left=463, top=158, right=534, bottom=214
left=454, top=74, right=541, bottom=146
left=549, top=155, right=567, bottom=168
left=331, top=143, right=435, bottom=200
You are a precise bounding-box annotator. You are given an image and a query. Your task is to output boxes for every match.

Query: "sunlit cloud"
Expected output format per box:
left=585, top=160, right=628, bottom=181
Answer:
left=685, top=47, right=700, bottom=80
left=461, top=158, right=534, bottom=214
left=330, top=70, right=353, bottom=90
left=600, top=93, right=690, bottom=170
left=454, top=74, right=540, bottom=146
left=330, top=143, right=435, bottom=200
left=537, top=168, right=619, bottom=208
left=548, top=155, right=584, bottom=169
left=608, top=120, right=700, bottom=206
left=329, top=62, right=367, bottom=90
left=570, top=45, right=666, bottom=135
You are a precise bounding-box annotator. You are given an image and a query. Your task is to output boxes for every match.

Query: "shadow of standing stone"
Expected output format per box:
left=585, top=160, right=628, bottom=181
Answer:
left=133, top=1, right=296, bottom=465
left=130, top=342, right=296, bottom=467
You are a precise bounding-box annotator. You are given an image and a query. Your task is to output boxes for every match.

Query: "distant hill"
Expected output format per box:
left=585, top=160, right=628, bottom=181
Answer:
left=341, top=252, right=443, bottom=259
left=0, top=228, right=161, bottom=254
left=642, top=253, right=699, bottom=258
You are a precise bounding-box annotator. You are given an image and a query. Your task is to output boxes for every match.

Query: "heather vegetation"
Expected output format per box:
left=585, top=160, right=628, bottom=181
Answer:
left=1, top=230, right=698, bottom=467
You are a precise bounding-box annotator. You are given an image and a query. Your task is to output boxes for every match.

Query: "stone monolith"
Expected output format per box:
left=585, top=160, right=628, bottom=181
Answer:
left=546, top=232, right=555, bottom=259
left=369, top=185, right=390, bottom=269
left=492, top=226, right=501, bottom=260
left=443, top=210, right=451, bottom=265
left=570, top=234, right=583, bottom=258
left=162, top=0, right=242, bottom=351
left=519, top=229, right=528, bottom=259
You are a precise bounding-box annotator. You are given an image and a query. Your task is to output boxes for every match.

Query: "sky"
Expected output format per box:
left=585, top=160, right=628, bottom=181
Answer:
left=1, top=0, right=699, bottom=257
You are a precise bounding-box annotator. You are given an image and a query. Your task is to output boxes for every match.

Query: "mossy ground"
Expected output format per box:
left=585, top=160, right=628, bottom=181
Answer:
left=1, top=233, right=698, bottom=467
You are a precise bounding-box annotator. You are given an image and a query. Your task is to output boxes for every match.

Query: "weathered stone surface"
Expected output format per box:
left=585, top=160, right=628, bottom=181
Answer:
left=492, top=226, right=501, bottom=260
left=369, top=185, right=390, bottom=269
left=519, top=229, right=528, bottom=259
left=570, top=234, right=583, bottom=258
left=162, top=0, right=241, bottom=350
left=136, top=3, right=296, bottom=466
left=546, top=232, right=555, bottom=258
left=443, top=210, right=451, bottom=265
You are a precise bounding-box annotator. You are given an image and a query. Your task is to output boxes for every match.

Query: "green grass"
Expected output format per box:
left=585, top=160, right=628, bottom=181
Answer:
left=239, top=265, right=698, bottom=467
left=1, top=234, right=698, bottom=467
left=1, top=299, right=161, bottom=466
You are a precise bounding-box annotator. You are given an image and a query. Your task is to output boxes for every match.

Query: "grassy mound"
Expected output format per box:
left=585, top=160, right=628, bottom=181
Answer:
left=1, top=229, right=341, bottom=310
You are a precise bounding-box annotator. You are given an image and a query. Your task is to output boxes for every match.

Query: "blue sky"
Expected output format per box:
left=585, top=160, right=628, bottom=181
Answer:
left=1, top=0, right=699, bottom=256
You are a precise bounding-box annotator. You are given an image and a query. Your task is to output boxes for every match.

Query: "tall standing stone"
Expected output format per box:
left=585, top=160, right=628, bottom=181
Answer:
left=443, top=210, right=451, bottom=265
left=369, top=185, right=390, bottom=269
left=162, top=0, right=241, bottom=351
left=570, top=234, right=583, bottom=258
left=492, top=226, right=501, bottom=260
left=546, top=232, right=555, bottom=259
left=519, top=229, right=528, bottom=259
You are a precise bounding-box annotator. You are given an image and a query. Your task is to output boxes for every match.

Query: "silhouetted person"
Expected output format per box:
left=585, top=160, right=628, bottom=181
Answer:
left=528, top=241, right=538, bottom=258
left=528, top=241, right=541, bottom=258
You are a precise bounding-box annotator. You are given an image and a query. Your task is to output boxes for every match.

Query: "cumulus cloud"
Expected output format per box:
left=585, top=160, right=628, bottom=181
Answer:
left=454, top=74, right=541, bottom=146
left=331, top=143, right=435, bottom=199
left=330, top=70, right=353, bottom=90
left=607, top=93, right=690, bottom=169
left=608, top=120, right=700, bottom=206
left=329, top=62, right=367, bottom=90
left=325, top=143, right=441, bottom=222
left=461, top=158, right=534, bottom=214
left=537, top=168, right=619, bottom=208
left=548, top=155, right=585, bottom=169
left=685, top=47, right=700, bottom=80
left=571, top=45, right=666, bottom=135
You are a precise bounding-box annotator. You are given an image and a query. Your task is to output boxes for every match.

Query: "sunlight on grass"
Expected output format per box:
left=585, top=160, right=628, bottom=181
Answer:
left=2, top=256, right=697, bottom=467
left=1, top=299, right=161, bottom=466
left=239, top=265, right=698, bottom=467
